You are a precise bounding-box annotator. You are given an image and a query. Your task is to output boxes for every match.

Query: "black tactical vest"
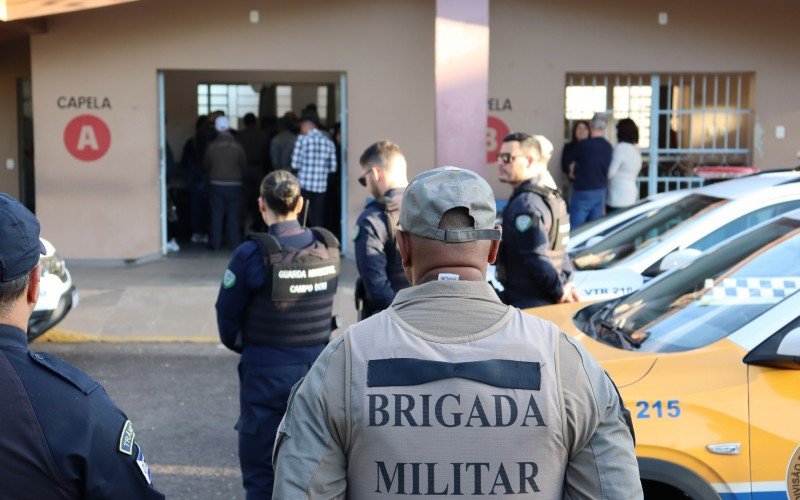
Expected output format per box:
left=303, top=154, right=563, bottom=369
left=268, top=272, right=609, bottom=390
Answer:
left=243, top=227, right=340, bottom=347
left=375, top=193, right=408, bottom=293
left=355, top=193, right=409, bottom=320
left=497, top=183, right=570, bottom=282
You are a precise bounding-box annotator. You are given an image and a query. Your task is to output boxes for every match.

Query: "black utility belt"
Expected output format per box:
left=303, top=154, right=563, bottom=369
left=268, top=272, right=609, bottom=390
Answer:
left=271, top=259, right=340, bottom=301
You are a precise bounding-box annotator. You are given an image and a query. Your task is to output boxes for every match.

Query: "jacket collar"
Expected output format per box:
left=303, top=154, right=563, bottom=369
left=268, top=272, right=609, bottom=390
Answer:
left=0, top=323, right=28, bottom=350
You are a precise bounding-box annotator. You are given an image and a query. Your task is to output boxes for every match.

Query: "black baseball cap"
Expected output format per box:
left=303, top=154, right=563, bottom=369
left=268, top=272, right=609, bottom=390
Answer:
left=0, top=194, right=46, bottom=283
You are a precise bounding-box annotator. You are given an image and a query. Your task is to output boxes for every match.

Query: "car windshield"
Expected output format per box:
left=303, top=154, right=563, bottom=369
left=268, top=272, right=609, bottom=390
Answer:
left=570, top=197, right=656, bottom=240
left=572, top=194, right=725, bottom=270
left=594, top=217, right=800, bottom=352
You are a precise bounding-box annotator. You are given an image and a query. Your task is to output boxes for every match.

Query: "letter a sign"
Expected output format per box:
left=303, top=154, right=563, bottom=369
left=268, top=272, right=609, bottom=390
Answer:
left=64, top=114, right=111, bottom=161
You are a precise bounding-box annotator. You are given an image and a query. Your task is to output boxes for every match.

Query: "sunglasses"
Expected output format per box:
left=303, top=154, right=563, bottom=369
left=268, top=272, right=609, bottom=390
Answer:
left=497, top=153, right=524, bottom=164
left=358, top=166, right=375, bottom=187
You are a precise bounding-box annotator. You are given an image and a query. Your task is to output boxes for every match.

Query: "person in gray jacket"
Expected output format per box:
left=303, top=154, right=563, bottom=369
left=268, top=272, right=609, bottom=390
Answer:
left=272, top=166, right=642, bottom=499
left=205, top=115, right=247, bottom=250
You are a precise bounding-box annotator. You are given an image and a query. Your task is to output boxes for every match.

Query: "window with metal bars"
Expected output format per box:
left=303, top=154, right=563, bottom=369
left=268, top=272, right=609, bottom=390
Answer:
left=565, top=73, right=755, bottom=195
left=197, top=83, right=261, bottom=129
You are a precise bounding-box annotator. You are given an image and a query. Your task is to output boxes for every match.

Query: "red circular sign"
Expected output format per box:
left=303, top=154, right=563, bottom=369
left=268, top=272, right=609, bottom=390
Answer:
left=486, top=116, right=510, bottom=163
left=64, top=114, right=111, bottom=161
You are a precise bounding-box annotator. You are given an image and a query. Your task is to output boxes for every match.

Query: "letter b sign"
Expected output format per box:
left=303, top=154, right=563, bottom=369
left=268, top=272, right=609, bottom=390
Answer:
left=64, top=114, right=111, bottom=161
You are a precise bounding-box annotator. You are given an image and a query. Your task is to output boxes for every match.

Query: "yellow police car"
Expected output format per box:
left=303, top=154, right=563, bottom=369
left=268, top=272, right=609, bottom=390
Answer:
left=527, top=211, right=800, bottom=499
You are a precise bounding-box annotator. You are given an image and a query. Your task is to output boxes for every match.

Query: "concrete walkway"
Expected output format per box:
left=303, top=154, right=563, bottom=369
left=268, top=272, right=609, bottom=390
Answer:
left=37, top=248, right=359, bottom=343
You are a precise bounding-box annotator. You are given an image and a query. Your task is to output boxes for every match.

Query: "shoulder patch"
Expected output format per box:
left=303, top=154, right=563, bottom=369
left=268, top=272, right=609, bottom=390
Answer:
left=135, top=443, right=153, bottom=484
left=515, top=214, right=533, bottom=233
left=29, top=351, right=100, bottom=395
left=119, top=419, right=135, bottom=455
left=222, top=269, right=236, bottom=289
left=352, top=224, right=360, bottom=241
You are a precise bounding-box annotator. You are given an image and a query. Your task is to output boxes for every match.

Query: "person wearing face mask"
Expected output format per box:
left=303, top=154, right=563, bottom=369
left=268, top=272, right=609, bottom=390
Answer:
left=353, top=140, right=410, bottom=320
left=495, top=133, right=578, bottom=308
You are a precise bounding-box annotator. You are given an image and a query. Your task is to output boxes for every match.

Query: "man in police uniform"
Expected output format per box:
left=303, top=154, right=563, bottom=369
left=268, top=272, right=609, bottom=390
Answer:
left=0, top=194, right=164, bottom=499
left=216, top=171, right=339, bottom=499
left=496, top=132, right=579, bottom=308
left=273, top=167, right=641, bottom=499
left=354, top=140, right=410, bottom=319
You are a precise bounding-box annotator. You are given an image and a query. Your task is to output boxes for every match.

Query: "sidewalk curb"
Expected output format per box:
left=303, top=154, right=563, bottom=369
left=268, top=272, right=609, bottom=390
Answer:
left=33, top=328, right=219, bottom=344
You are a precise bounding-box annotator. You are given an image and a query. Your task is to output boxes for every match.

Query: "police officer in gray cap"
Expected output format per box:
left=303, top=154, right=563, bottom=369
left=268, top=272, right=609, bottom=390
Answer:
left=0, top=194, right=164, bottom=498
left=272, top=167, right=641, bottom=499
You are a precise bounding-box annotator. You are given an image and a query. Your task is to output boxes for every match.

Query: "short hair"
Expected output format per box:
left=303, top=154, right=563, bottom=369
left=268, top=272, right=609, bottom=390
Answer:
left=260, top=170, right=302, bottom=215
left=438, top=207, right=474, bottom=230
left=0, top=273, right=30, bottom=316
left=616, top=118, right=639, bottom=144
left=243, top=113, right=257, bottom=126
left=502, top=132, right=554, bottom=162
left=359, top=140, right=403, bottom=169
left=591, top=112, right=608, bottom=131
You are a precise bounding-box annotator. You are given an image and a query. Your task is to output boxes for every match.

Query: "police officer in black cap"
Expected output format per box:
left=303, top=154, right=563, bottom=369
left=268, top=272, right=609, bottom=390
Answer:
left=215, top=170, right=340, bottom=499
left=495, top=133, right=579, bottom=307
left=0, top=194, right=164, bottom=499
left=354, top=140, right=410, bottom=319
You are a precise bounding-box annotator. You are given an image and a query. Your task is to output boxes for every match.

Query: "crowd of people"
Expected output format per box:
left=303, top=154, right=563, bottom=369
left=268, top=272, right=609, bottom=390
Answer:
left=169, top=106, right=341, bottom=252
left=0, top=122, right=644, bottom=500
left=561, top=112, right=643, bottom=227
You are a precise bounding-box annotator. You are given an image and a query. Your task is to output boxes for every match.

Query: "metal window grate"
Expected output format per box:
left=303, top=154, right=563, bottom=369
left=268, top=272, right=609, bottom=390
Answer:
left=565, top=73, right=754, bottom=196
left=197, top=83, right=261, bottom=129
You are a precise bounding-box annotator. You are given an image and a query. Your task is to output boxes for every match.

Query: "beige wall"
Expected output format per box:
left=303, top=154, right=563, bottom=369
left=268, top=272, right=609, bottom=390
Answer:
left=27, top=0, right=800, bottom=259
left=31, top=0, right=435, bottom=260
left=0, top=37, right=30, bottom=200
left=488, top=0, right=800, bottom=192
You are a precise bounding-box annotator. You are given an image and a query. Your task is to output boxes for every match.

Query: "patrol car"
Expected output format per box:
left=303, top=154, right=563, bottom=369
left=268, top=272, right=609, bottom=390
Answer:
left=570, top=172, right=800, bottom=300
left=29, top=238, right=78, bottom=341
left=527, top=209, right=800, bottom=499
left=569, top=170, right=800, bottom=253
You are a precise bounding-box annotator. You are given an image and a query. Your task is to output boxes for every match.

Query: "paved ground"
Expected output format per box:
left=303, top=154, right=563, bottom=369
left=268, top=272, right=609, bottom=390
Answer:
left=36, top=342, right=246, bottom=499
left=42, top=247, right=358, bottom=342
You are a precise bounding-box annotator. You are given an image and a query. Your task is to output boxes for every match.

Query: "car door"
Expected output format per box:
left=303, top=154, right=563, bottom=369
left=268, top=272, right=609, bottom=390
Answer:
left=745, top=314, right=800, bottom=499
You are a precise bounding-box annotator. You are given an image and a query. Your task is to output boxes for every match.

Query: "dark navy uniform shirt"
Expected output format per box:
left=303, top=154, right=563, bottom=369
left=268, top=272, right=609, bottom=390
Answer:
left=354, top=188, right=409, bottom=310
left=500, top=180, right=573, bottom=306
left=0, top=323, right=164, bottom=499
left=572, top=136, right=613, bottom=191
left=215, top=220, right=326, bottom=366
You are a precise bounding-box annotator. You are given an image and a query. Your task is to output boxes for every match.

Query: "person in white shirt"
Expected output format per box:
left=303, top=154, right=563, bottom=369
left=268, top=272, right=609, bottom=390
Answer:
left=606, top=118, right=643, bottom=213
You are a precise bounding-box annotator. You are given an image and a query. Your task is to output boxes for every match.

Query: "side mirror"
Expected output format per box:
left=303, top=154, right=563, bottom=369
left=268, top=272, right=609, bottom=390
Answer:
left=744, top=326, right=800, bottom=370
left=659, top=248, right=703, bottom=273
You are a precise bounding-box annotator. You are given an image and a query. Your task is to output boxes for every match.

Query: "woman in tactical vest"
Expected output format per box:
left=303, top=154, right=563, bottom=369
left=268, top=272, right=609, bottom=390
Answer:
left=215, top=170, right=340, bottom=500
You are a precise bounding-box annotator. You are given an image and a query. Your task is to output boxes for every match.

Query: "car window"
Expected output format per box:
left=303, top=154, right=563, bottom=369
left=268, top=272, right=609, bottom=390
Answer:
left=597, top=218, right=800, bottom=353
left=691, top=200, right=800, bottom=251
left=572, top=194, right=725, bottom=271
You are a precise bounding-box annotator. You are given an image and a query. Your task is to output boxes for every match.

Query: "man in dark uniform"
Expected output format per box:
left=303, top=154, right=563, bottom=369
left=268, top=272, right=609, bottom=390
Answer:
left=354, top=140, right=410, bottom=319
left=496, top=133, right=579, bottom=308
left=215, top=171, right=339, bottom=499
left=0, top=194, right=164, bottom=499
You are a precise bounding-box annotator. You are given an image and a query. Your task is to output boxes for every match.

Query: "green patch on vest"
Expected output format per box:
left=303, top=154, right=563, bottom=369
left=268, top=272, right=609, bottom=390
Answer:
left=353, top=224, right=360, bottom=241
left=222, top=269, right=236, bottom=289
left=118, top=419, right=135, bottom=455
left=515, top=215, right=533, bottom=233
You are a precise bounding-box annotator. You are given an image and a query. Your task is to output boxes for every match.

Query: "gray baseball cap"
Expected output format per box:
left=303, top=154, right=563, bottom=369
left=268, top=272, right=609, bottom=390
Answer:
left=398, top=166, right=501, bottom=242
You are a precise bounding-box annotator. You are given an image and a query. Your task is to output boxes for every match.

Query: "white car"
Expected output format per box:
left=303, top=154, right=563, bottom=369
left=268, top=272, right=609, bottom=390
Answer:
left=29, top=238, right=78, bottom=341
left=569, top=170, right=800, bottom=253
left=570, top=174, right=800, bottom=300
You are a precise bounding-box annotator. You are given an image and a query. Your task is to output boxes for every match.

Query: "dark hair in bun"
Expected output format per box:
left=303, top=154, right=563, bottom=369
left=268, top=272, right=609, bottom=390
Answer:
left=260, top=170, right=301, bottom=215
